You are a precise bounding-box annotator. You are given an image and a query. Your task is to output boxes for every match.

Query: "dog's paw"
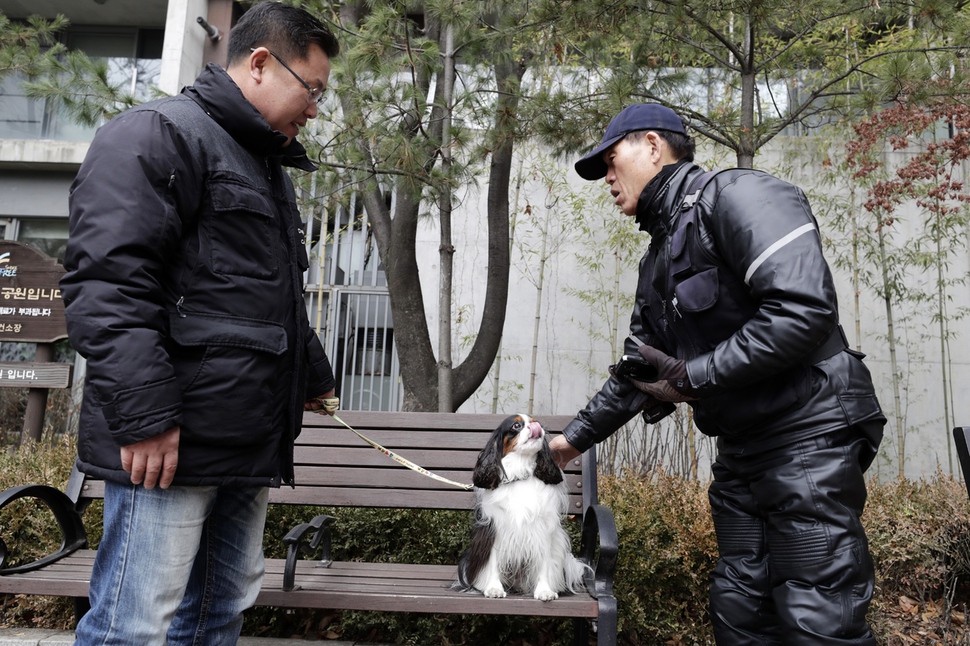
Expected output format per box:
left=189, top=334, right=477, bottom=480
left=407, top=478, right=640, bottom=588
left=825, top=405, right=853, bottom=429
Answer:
left=483, top=586, right=507, bottom=598
left=534, top=586, right=559, bottom=601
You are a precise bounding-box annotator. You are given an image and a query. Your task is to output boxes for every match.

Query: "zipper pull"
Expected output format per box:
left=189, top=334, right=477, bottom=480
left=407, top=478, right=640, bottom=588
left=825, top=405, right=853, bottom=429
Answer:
left=671, top=296, right=682, bottom=319
left=176, top=296, right=186, bottom=318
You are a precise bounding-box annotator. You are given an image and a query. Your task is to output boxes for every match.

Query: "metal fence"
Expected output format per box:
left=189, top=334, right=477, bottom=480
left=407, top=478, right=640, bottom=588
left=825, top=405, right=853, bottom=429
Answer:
left=302, top=189, right=401, bottom=412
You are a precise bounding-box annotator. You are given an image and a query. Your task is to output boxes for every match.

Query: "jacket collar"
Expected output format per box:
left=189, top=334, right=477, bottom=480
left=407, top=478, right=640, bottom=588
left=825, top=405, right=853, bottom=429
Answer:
left=181, top=64, right=317, bottom=172
left=635, top=160, right=701, bottom=238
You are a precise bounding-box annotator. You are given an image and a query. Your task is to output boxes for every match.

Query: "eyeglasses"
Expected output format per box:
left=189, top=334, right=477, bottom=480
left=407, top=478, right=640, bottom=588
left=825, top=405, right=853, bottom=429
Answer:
left=251, top=48, right=325, bottom=106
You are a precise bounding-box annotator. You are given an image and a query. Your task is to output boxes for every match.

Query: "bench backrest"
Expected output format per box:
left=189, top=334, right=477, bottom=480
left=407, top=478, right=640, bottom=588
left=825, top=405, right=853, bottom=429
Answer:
left=67, top=412, right=595, bottom=516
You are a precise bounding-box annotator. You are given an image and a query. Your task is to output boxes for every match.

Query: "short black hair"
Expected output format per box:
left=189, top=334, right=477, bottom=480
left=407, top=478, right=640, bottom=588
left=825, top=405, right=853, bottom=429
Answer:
left=227, top=2, right=339, bottom=65
left=625, top=129, right=695, bottom=162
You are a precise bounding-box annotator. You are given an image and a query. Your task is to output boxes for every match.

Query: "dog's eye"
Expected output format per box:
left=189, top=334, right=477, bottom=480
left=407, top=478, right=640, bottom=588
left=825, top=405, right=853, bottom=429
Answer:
left=512, top=421, right=523, bottom=430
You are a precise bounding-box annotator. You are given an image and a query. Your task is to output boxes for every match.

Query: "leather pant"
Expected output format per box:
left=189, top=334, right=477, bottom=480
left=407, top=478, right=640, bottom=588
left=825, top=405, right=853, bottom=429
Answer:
left=708, top=420, right=883, bottom=645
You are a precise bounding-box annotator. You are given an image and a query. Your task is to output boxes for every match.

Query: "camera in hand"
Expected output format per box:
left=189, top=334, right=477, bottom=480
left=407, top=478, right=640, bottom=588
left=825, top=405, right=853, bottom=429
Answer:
left=613, top=355, right=659, bottom=383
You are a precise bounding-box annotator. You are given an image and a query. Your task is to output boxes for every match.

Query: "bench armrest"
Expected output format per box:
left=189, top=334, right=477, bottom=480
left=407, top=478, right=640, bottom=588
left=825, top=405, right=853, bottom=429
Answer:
left=578, top=503, right=618, bottom=599
left=0, top=484, right=88, bottom=575
left=281, top=513, right=335, bottom=592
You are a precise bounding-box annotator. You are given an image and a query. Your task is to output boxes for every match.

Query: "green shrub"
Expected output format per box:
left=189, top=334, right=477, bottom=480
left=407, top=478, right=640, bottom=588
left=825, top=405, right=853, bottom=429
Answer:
left=0, top=387, right=75, bottom=447
left=863, top=473, right=970, bottom=643
left=599, top=471, right=970, bottom=645
left=599, top=473, right=717, bottom=645
left=0, top=433, right=82, bottom=629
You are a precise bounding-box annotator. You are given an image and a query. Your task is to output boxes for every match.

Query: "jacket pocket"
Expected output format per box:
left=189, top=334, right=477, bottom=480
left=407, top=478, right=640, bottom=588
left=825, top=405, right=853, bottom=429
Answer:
left=206, top=174, right=279, bottom=280
left=99, top=377, right=182, bottom=436
left=675, top=268, right=719, bottom=312
left=838, top=394, right=882, bottom=425
left=169, top=312, right=288, bottom=446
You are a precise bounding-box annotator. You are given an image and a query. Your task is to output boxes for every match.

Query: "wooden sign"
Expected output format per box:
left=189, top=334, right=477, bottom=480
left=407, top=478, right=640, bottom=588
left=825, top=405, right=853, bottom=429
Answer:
left=0, top=362, right=72, bottom=388
left=0, top=241, right=67, bottom=343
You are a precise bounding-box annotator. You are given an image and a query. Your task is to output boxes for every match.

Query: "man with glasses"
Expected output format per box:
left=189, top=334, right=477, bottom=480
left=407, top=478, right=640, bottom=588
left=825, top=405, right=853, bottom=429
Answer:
left=61, top=3, right=339, bottom=644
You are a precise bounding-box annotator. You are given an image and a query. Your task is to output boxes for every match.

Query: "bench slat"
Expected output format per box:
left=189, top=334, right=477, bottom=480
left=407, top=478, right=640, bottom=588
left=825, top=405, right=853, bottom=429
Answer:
left=259, top=561, right=599, bottom=617
left=295, top=427, right=495, bottom=448
left=268, top=487, right=476, bottom=508
left=79, top=479, right=586, bottom=513
left=293, top=446, right=481, bottom=468
left=268, top=488, right=586, bottom=513
left=290, top=466, right=583, bottom=491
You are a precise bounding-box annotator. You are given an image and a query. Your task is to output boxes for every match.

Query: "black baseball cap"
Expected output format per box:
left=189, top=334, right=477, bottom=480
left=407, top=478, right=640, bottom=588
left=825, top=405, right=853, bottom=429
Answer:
left=574, top=104, right=687, bottom=180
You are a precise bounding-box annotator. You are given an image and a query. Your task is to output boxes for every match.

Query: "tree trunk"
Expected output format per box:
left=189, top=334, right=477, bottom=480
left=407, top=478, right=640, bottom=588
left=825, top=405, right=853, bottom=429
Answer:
left=335, top=4, right=523, bottom=412
left=736, top=12, right=756, bottom=169
left=877, top=223, right=904, bottom=479
left=448, top=54, right=526, bottom=407
left=527, top=190, right=552, bottom=414
left=437, top=22, right=456, bottom=413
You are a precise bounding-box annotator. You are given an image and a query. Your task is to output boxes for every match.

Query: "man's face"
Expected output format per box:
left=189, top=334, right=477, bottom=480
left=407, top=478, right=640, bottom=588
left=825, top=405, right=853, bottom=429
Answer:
left=602, top=135, right=662, bottom=216
left=252, top=44, right=331, bottom=145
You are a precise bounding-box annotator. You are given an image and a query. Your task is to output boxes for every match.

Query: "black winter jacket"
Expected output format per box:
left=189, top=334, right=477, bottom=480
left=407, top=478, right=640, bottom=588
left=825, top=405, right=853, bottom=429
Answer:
left=564, top=162, right=885, bottom=453
left=61, top=64, right=335, bottom=487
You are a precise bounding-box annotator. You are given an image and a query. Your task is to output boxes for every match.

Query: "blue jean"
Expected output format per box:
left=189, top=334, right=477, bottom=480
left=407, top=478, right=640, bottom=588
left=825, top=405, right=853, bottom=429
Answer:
left=74, top=481, right=269, bottom=646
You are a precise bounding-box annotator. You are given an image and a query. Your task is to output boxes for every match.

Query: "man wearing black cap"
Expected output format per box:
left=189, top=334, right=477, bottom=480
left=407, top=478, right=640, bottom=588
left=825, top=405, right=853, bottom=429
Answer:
left=549, top=104, right=886, bottom=645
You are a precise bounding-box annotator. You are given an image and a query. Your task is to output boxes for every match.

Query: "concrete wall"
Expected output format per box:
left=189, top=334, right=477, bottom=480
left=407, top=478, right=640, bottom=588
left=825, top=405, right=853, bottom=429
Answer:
left=159, top=0, right=210, bottom=94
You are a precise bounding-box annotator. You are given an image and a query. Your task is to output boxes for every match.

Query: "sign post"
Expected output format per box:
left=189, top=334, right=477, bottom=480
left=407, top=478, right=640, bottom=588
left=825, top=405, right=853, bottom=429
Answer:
left=0, top=242, right=71, bottom=443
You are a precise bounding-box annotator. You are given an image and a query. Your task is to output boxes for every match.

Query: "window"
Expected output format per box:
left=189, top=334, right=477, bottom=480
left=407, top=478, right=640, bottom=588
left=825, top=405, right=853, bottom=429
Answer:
left=17, top=218, right=69, bottom=264
left=0, top=26, right=163, bottom=142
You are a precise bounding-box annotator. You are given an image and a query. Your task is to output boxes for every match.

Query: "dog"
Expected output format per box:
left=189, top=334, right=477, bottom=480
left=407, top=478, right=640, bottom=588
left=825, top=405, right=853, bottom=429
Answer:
left=454, top=413, right=589, bottom=601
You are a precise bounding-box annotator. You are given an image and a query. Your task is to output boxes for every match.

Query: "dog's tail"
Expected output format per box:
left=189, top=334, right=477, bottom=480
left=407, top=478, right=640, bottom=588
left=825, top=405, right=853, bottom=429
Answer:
left=451, top=513, right=496, bottom=593
left=451, top=549, right=476, bottom=592
left=564, top=554, right=592, bottom=594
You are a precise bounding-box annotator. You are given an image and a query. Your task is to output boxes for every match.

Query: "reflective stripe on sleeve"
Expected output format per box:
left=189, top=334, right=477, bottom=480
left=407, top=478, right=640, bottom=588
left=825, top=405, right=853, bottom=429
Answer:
left=743, top=223, right=818, bottom=285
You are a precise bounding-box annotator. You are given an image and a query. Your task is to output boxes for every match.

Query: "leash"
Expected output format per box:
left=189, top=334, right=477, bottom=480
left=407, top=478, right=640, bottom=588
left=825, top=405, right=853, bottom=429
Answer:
left=312, top=410, right=473, bottom=491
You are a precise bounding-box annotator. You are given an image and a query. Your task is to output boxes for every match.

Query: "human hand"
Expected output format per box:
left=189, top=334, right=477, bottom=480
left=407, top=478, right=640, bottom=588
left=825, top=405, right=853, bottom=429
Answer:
left=548, top=435, right=581, bottom=470
left=635, top=345, right=699, bottom=402
left=305, top=389, right=339, bottom=415
left=120, top=426, right=180, bottom=490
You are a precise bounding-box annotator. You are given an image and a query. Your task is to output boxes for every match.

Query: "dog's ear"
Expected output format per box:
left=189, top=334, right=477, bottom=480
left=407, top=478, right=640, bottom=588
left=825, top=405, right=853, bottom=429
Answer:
left=535, top=439, right=564, bottom=485
left=472, top=430, right=505, bottom=489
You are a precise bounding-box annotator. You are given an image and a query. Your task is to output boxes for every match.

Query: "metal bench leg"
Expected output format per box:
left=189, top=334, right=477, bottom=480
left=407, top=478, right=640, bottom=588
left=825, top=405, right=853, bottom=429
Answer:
left=73, top=596, right=90, bottom=625
left=572, top=616, right=589, bottom=646
left=953, top=427, right=970, bottom=498
left=596, top=596, right=618, bottom=646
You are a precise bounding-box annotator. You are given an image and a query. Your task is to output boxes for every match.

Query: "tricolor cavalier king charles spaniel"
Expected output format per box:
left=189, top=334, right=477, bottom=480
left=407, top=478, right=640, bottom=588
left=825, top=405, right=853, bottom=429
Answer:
left=454, top=414, right=589, bottom=601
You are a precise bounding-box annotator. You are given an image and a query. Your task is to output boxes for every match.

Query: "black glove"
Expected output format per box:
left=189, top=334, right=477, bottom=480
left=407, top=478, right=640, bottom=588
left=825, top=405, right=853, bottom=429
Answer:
left=635, top=345, right=699, bottom=403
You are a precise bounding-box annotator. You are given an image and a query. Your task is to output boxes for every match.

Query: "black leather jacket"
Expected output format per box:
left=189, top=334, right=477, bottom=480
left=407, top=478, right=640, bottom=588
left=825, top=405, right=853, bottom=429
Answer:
left=564, top=163, right=885, bottom=453
left=61, top=65, right=335, bottom=487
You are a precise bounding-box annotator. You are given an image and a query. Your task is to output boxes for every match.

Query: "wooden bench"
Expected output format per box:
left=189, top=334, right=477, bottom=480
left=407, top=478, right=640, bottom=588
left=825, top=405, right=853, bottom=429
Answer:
left=0, top=411, right=618, bottom=646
